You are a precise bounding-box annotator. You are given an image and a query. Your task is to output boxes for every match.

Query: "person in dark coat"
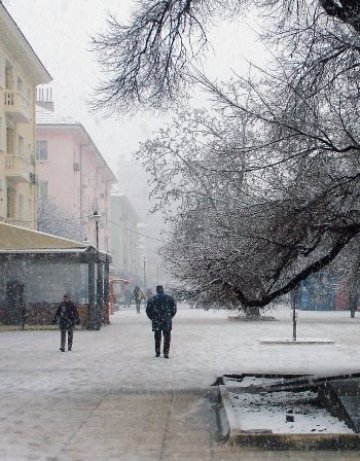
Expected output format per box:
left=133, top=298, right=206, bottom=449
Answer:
left=53, top=294, right=80, bottom=352
left=350, top=296, right=358, bottom=318
left=133, top=285, right=145, bottom=313
left=146, top=285, right=177, bottom=358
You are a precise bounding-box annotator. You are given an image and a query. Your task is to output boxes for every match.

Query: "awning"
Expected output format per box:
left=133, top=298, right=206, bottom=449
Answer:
left=0, top=222, right=87, bottom=250
left=0, top=222, right=111, bottom=262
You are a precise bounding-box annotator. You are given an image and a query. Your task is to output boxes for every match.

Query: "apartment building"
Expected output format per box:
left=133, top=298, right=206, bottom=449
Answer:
left=111, top=193, right=142, bottom=280
left=0, top=4, right=51, bottom=228
left=35, top=102, right=117, bottom=252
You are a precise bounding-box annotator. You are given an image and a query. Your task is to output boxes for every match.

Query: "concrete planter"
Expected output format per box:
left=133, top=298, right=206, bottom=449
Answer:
left=217, top=375, right=360, bottom=450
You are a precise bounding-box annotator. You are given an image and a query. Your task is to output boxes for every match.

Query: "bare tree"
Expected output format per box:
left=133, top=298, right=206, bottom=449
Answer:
left=318, top=0, right=360, bottom=32
left=37, top=199, right=83, bottom=242
left=95, top=0, right=360, bottom=307
left=92, top=0, right=222, bottom=113
left=136, top=92, right=360, bottom=307
left=92, top=0, right=360, bottom=112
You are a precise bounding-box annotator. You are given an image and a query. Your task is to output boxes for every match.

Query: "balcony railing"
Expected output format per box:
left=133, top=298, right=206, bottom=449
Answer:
left=4, top=90, right=31, bottom=123
left=6, top=154, right=31, bottom=183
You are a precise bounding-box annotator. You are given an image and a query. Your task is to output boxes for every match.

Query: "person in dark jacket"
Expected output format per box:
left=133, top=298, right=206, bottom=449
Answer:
left=350, top=296, right=358, bottom=318
left=53, top=294, right=80, bottom=352
left=146, top=285, right=177, bottom=358
left=133, top=285, right=145, bottom=313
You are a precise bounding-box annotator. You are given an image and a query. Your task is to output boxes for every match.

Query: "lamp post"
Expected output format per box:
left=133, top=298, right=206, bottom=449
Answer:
left=89, top=210, right=101, bottom=249
left=143, top=256, right=147, bottom=301
left=291, top=288, right=297, bottom=342
left=88, top=210, right=102, bottom=330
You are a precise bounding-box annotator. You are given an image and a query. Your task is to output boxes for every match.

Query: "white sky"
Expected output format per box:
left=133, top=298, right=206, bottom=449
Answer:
left=5, top=0, right=266, bottom=174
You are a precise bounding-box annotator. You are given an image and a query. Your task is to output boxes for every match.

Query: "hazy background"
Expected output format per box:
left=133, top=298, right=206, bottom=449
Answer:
left=5, top=0, right=267, bottom=284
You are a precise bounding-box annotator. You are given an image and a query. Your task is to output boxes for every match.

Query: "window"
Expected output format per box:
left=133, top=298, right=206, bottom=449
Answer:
left=7, top=127, right=14, bottom=154
left=0, top=53, right=3, bottom=88
left=18, top=135, right=24, bottom=156
left=17, top=77, right=23, bottom=92
left=5, top=60, right=12, bottom=89
left=0, top=117, right=3, bottom=150
left=36, top=140, right=48, bottom=161
left=18, top=194, right=24, bottom=219
left=37, top=180, right=48, bottom=201
left=28, top=198, right=32, bottom=221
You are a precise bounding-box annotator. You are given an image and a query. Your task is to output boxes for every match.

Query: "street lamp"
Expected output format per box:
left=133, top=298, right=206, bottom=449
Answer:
left=88, top=211, right=103, bottom=330
left=89, top=210, right=101, bottom=249
left=143, top=256, right=147, bottom=301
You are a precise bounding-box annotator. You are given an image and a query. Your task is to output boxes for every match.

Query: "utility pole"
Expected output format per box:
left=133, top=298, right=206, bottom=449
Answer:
left=291, top=289, right=297, bottom=341
left=143, top=256, right=147, bottom=301
left=90, top=210, right=101, bottom=249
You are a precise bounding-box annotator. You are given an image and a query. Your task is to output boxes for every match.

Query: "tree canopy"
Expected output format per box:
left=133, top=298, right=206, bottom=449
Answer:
left=93, top=0, right=360, bottom=307
left=92, top=0, right=360, bottom=111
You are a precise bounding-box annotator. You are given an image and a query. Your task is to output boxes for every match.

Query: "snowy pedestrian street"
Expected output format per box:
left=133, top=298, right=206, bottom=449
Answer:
left=1, top=304, right=360, bottom=460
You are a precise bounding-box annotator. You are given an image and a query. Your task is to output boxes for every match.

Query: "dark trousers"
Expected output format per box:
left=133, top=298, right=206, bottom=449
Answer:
left=135, top=300, right=141, bottom=313
left=154, top=330, right=171, bottom=355
left=60, top=326, right=74, bottom=349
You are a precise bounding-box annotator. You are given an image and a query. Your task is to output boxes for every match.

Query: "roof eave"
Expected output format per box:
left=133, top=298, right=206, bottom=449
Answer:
left=0, top=3, right=52, bottom=84
left=36, top=121, right=117, bottom=183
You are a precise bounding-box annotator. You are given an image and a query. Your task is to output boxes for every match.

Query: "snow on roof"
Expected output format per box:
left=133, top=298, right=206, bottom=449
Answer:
left=0, top=247, right=89, bottom=253
left=0, top=221, right=88, bottom=251
left=36, top=105, right=79, bottom=125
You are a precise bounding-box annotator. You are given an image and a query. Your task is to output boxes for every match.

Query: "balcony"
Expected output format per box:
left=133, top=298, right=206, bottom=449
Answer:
left=6, top=154, right=31, bottom=183
left=4, top=90, right=31, bottom=123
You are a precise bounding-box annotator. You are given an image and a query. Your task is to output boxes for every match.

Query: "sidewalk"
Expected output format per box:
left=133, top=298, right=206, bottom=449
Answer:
left=1, top=390, right=216, bottom=461
left=1, top=389, right=359, bottom=461
left=1, top=305, right=360, bottom=460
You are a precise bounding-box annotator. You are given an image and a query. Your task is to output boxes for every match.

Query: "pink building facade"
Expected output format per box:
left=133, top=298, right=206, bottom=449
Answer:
left=35, top=102, right=116, bottom=251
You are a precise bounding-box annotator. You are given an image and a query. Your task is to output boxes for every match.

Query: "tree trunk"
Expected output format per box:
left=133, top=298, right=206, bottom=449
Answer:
left=245, top=306, right=260, bottom=318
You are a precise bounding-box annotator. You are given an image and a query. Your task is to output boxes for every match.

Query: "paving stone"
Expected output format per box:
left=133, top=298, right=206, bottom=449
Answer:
left=2, top=309, right=360, bottom=460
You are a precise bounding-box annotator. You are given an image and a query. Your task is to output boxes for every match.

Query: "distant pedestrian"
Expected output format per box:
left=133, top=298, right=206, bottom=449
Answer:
left=350, top=297, right=358, bottom=318
left=133, top=285, right=145, bottom=313
left=53, top=294, right=80, bottom=352
left=124, top=289, right=132, bottom=308
left=146, top=285, right=177, bottom=358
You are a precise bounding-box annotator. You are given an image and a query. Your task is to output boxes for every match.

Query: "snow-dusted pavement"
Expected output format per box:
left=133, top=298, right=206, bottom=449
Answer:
left=1, top=304, right=360, bottom=395
left=1, top=304, right=360, bottom=460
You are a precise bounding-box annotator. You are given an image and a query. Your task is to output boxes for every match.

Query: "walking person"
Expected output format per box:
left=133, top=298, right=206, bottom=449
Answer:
left=146, top=285, right=177, bottom=358
left=350, top=297, right=358, bottom=318
left=124, top=289, right=132, bottom=308
left=53, top=294, right=80, bottom=352
left=133, top=285, right=145, bottom=314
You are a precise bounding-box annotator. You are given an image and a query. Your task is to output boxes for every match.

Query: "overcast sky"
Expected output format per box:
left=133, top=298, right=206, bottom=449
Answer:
left=5, top=0, right=266, bottom=175
left=4, top=0, right=268, bottom=280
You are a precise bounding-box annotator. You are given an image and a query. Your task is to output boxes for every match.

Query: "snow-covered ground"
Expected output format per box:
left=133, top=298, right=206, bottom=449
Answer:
left=0, top=304, right=360, bottom=395
left=229, top=389, right=353, bottom=434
